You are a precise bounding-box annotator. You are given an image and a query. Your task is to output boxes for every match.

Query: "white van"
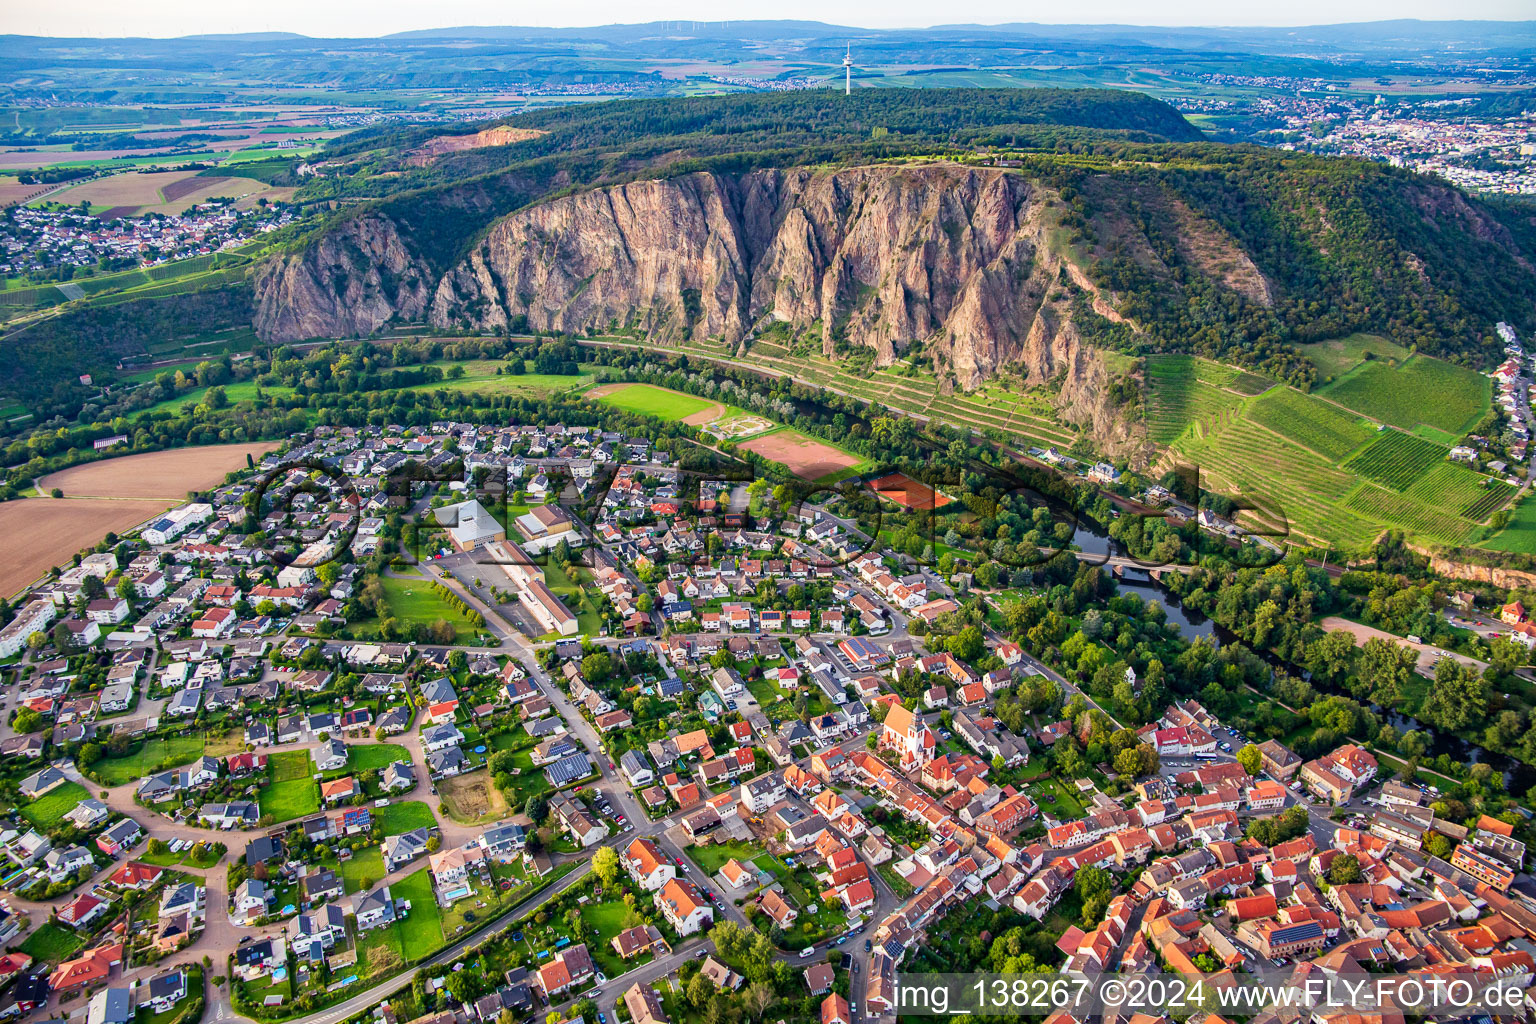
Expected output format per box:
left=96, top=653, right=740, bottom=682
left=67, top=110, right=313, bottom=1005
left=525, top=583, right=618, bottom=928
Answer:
left=799, top=947, right=816, bottom=959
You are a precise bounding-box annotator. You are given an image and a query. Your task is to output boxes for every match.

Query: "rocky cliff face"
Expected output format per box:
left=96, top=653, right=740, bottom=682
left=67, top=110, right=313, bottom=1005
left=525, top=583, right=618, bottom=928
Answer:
left=253, top=216, right=433, bottom=342
left=253, top=162, right=1269, bottom=450
left=423, top=164, right=1172, bottom=387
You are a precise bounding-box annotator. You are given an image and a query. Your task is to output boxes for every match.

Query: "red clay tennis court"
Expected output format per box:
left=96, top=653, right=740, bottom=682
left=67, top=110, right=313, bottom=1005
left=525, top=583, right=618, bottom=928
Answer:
left=866, top=471, right=954, bottom=510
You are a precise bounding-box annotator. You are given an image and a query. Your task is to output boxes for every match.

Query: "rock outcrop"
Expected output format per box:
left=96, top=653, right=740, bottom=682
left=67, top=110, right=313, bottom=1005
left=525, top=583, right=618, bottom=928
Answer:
left=253, top=216, right=433, bottom=343
left=253, top=162, right=1274, bottom=452
left=424, top=164, right=1156, bottom=389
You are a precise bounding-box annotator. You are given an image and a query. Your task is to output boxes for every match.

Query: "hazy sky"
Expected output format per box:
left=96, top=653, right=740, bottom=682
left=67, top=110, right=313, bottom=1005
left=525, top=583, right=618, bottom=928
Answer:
left=2, top=0, right=1531, bottom=38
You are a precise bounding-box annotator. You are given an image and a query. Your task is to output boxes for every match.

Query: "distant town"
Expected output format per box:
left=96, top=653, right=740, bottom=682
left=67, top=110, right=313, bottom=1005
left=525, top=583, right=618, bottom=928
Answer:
left=0, top=200, right=297, bottom=278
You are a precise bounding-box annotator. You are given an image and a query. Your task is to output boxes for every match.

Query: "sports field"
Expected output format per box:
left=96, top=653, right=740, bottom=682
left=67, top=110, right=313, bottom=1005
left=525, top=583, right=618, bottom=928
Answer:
left=588, top=382, right=717, bottom=421
left=738, top=427, right=870, bottom=483
left=867, top=471, right=954, bottom=509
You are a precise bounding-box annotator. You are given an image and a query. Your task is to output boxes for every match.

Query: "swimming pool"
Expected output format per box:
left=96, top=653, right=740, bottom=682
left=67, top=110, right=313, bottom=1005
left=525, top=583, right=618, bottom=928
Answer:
left=443, top=885, right=471, bottom=901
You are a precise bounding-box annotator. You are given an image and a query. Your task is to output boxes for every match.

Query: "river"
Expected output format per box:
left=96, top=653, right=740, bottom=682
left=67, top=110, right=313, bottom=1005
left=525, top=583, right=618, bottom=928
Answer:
left=1071, top=521, right=1535, bottom=792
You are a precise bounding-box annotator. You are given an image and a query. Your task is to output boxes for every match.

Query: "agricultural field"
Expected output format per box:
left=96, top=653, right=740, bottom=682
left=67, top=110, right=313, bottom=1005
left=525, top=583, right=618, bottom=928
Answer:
left=404, top=371, right=590, bottom=399
left=142, top=381, right=297, bottom=416
left=1343, top=429, right=1448, bottom=491
left=0, top=496, right=177, bottom=599
left=38, top=441, right=282, bottom=499
left=1318, top=355, right=1490, bottom=436
left=33, top=169, right=290, bottom=217
left=1245, top=387, right=1373, bottom=461
left=1154, top=351, right=1507, bottom=550
left=1297, top=333, right=1412, bottom=384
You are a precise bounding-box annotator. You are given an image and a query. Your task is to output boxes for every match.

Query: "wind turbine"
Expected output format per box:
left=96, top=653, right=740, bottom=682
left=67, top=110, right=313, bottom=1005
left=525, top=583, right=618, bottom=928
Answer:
left=843, top=45, right=853, bottom=96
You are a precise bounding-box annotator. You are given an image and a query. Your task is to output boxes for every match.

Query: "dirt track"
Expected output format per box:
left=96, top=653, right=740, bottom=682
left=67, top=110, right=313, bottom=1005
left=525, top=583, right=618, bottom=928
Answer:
left=738, top=429, right=862, bottom=481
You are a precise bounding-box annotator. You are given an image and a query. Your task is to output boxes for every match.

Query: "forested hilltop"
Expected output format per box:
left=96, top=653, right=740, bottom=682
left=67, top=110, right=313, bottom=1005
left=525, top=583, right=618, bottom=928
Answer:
left=4, top=88, right=1536, bottom=421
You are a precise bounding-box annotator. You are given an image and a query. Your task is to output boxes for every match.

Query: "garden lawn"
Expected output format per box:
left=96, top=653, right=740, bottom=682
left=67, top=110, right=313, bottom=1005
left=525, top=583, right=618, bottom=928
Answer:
left=688, top=840, right=765, bottom=877
left=392, top=868, right=445, bottom=960
left=20, top=922, right=81, bottom=962
left=141, top=841, right=224, bottom=868
left=344, top=743, right=409, bottom=774
left=499, top=749, right=553, bottom=805
left=583, top=897, right=639, bottom=978
left=340, top=847, right=384, bottom=893
left=356, top=925, right=406, bottom=979
left=91, top=734, right=205, bottom=785
left=260, top=751, right=319, bottom=822
left=20, top=781, right=89, bottom=827
left=376, top=801, right=437, bottom=836
left=1028, top=775, right=1088, bottom=819
left=541, top=562, right=605, bottom=637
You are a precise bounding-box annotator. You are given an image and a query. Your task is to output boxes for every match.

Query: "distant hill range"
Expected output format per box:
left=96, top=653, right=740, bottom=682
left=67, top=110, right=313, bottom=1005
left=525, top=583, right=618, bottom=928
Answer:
left=4, top=18, right=1535, bottom=59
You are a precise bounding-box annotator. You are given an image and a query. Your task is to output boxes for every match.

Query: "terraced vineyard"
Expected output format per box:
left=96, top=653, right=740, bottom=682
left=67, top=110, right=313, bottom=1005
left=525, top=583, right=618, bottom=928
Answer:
left=1170, top=414, right=1371, bottom=543
left=1404, top=463, right=1513, bottom=520
left=1343, top=429, right=1448, bottom=490
left=1152, top=352, right=1509, bottom=550
left=736, top=339, right=1081, bottom=450
left=1318, top=355, right=1490, bottom=436
left=1146, top=355, right=1245, bottom=445
left=1464, top=485, right=1516, bottom=522
left=1343, top=483, right=1476, bottom=545
left=1245, top=387, right=1373, bottom=461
